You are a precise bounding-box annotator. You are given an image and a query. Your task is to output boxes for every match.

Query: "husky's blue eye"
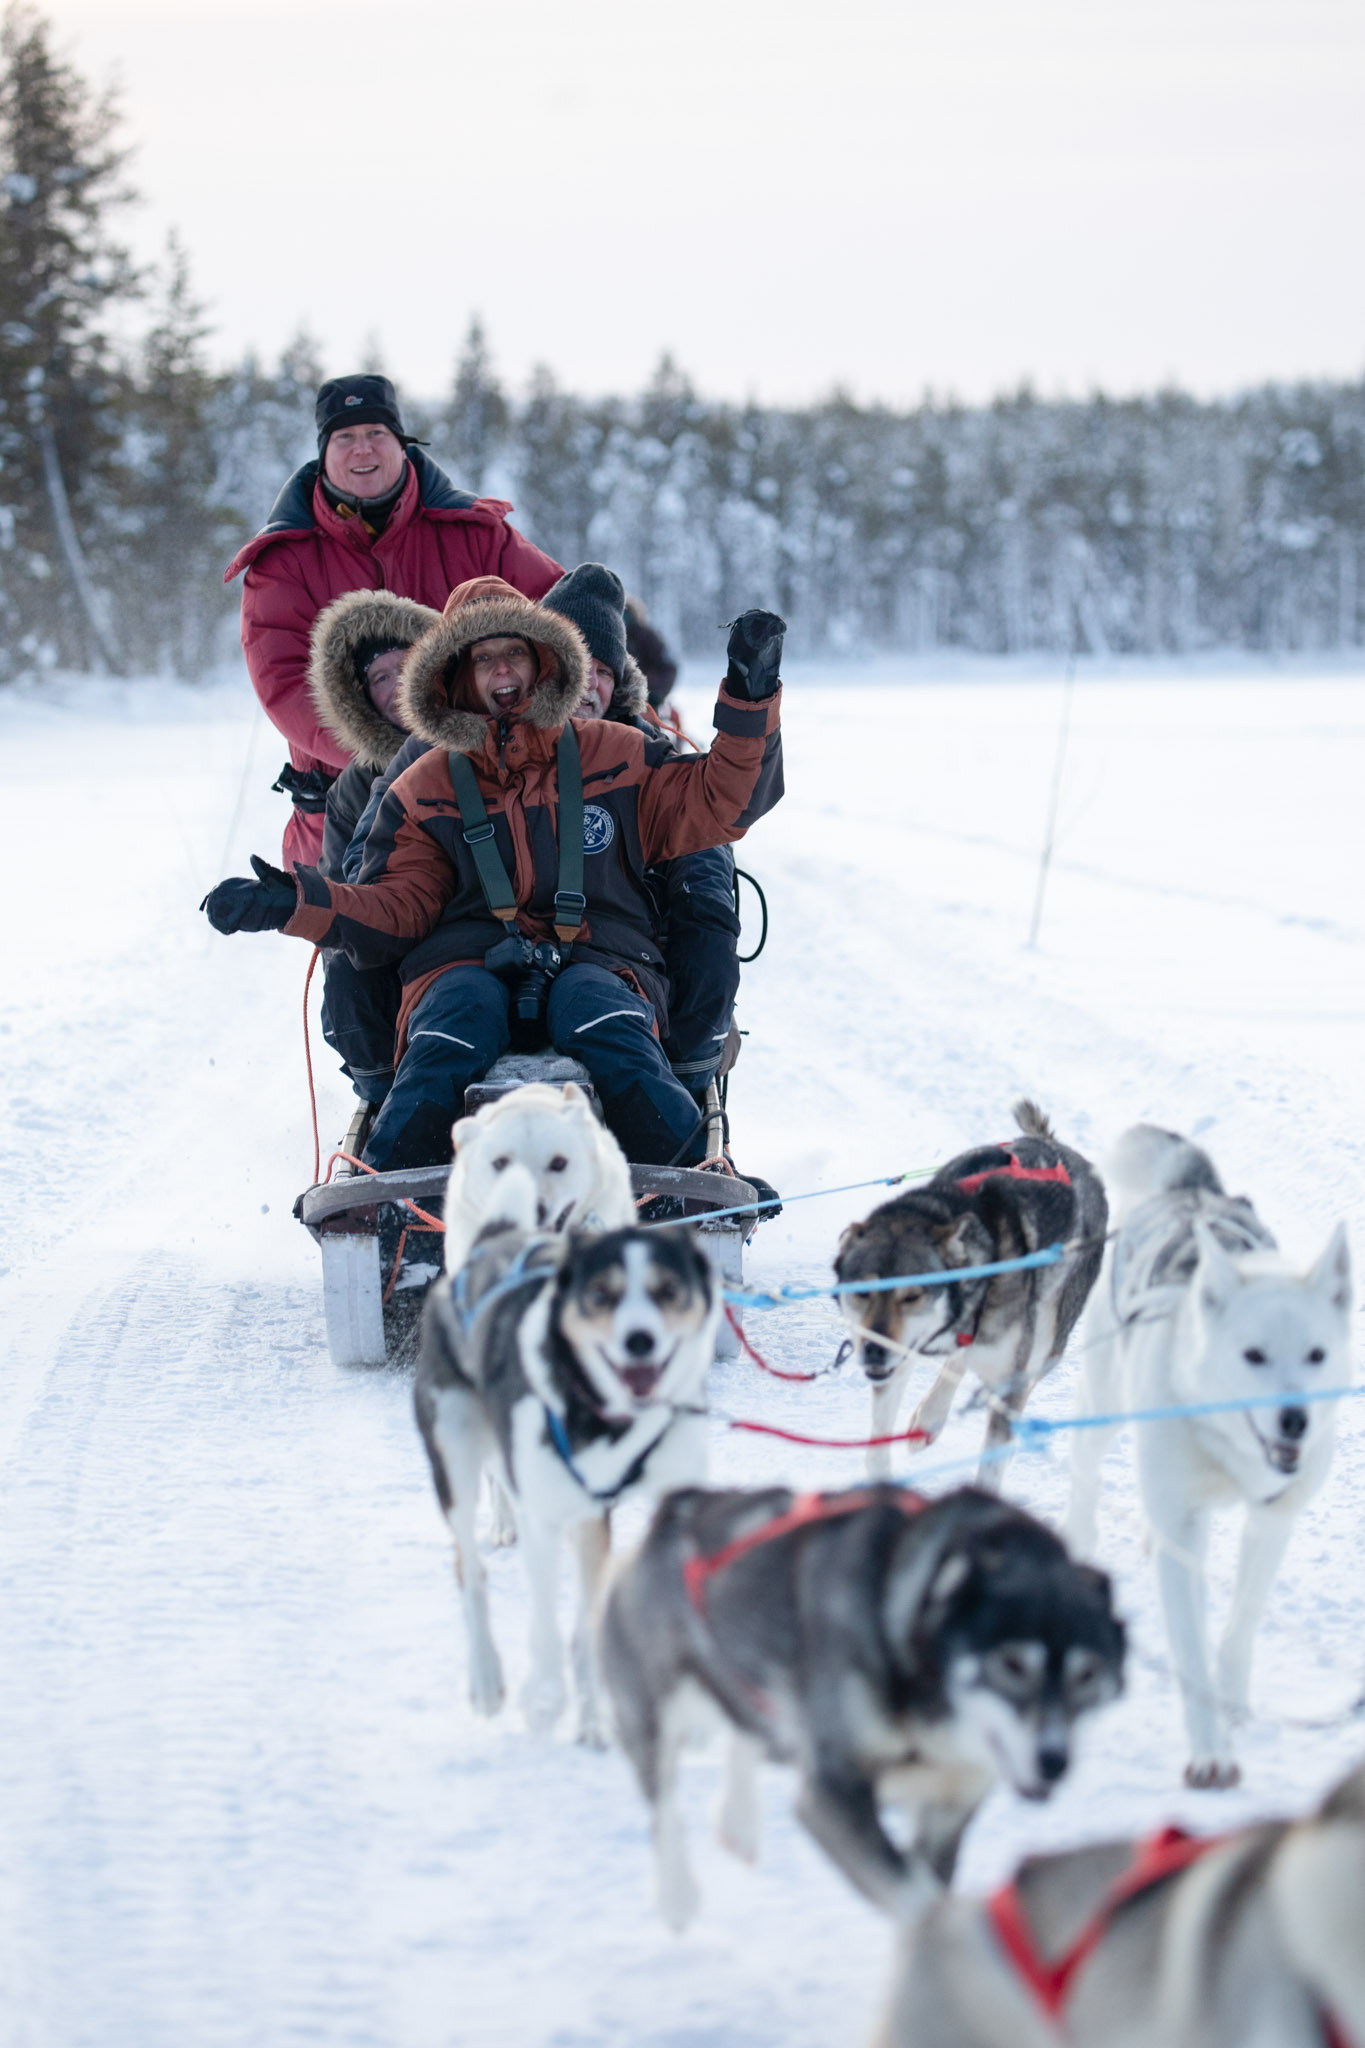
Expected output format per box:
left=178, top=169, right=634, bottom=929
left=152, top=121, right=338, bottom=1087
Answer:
left=1243, top=1347, right=1267, bottom=1365
left=1307, top=1347, right=1326, bottom=1365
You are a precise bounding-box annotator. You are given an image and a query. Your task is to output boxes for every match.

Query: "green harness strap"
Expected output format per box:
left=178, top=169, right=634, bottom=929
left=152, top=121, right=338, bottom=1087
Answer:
left=446, top=724, right=586, bottom=946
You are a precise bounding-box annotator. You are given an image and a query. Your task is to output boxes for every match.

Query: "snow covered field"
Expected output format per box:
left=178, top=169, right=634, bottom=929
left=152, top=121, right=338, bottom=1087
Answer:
left=2, top=657, right=1364, bottom=2047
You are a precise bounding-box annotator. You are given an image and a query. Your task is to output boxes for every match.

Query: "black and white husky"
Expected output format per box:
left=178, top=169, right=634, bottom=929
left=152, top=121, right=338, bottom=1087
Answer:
left=414, top=1167, right=719, bottom=1745
left=835, top=1102, right=1108, bottom=1482
left=1067, top=1124, right=1353, bottom=1788
left=600, top=1484, right=1125, bottom=1929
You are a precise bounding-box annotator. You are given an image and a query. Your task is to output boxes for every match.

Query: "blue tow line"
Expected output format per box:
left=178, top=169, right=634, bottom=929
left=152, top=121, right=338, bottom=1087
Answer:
left=722, top=1242, right=1065, bottom=1310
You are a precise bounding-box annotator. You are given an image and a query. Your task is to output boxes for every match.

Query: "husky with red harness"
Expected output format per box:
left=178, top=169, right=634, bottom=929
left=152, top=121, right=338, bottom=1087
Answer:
left=600, top=1482, right=1124, bottom=1930
left=874, top=1756, right=1365, bottom=2048
left=834, top=1101, right=1108, bottom=1484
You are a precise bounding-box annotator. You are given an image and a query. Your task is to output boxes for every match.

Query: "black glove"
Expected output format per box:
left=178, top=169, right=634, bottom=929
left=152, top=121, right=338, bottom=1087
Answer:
left=725, top=609, right=786, bottom=701
left=200, top=854, right=297, bottom=935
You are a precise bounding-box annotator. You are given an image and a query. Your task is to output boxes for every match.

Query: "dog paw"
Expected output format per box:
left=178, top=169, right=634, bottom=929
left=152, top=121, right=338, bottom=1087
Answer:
left=520, top=1674, right=566, bottom=1735
left=467, top=1657, right=506, bottom=1718
left=656, top=1859, right=701, bottom=1933
left=1184, top=1757, right=1241, bottom=1791
left=906, top=1408, right=945, bottom=1448
left=717, top=1801, right=760, bottom=1865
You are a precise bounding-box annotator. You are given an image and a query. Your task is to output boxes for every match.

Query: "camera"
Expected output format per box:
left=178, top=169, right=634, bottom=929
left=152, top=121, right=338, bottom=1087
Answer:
left=485, top=930, right=564, bottom=1049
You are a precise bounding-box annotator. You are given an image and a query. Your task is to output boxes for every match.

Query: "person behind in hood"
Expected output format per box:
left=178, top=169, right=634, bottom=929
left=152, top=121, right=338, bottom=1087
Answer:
left=624, top=594, right=680, bottom=716
left=202, top=580, right=786, bottom=1176
left=307, top=590, right=441, bottom=1106
left=225, top=372, right=562, bottom=872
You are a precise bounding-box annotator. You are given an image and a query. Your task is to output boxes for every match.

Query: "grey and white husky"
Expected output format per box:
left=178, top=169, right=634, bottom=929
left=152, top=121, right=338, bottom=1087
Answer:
left=835, top=1102, right=1108, bottom=1483
left=600, top=1483, right=1124, bottom=1929
left=875, top=1756, right=1365, bottom=2048
left=414, top=1166, right=719, bottom=1745
left=1067, top=1124, right=1353, bottom=1787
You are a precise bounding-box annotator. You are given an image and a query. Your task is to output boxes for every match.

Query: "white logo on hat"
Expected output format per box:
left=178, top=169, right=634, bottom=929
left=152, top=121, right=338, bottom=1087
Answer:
left=583, top=804, right=615, bottom=853
left=344, top=394, right=363, bottom=406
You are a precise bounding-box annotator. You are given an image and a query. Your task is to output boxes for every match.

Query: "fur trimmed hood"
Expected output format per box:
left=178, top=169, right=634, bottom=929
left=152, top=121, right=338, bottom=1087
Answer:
left=602, top=654, right=650, bottom=725
left=309, top=588, right=442, bottom=770
left=398, top=578, right=590, bottom=755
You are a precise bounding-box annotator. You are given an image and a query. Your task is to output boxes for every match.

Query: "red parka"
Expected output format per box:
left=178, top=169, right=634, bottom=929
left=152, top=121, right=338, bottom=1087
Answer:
left=225, top=449, right=562, bottom=865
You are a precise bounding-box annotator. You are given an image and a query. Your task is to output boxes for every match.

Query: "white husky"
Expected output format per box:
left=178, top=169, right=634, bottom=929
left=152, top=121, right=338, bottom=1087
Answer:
left=1066, top=1124, right=1353, bottom=1788
left=443, top=1081, right=635, bottom=1272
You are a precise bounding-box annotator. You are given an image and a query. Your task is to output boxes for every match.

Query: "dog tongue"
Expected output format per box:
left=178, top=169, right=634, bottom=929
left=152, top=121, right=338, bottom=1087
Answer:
left=622, top=1364, right=660, bottom=1398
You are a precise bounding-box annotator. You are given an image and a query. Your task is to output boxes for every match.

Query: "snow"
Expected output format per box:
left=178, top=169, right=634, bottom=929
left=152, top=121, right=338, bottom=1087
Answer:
left=2, top=657, right=1364, bottom=2046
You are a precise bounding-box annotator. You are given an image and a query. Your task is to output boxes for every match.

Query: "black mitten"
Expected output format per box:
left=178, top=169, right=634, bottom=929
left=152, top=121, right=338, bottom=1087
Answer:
left=200, top=854, right=297, bottom=934
left=725, top=609, right=786, bottom=700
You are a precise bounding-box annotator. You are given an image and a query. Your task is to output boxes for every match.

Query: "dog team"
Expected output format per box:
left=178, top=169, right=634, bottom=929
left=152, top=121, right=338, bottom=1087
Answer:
left=416, top=1082, right=1356, bottom=2042
left=201, top=371, right=1359, bottom=2038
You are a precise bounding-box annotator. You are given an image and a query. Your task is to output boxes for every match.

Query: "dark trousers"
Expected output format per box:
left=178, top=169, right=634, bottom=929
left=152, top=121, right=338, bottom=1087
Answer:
left=361, top=961, right=705, bottom=1173
left=658, top=844, right=741, bottom=1092
left=319, top=950, right=402, bottom=1103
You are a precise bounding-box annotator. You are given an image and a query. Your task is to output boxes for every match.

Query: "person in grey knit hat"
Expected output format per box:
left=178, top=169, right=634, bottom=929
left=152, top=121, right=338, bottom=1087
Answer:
left=541, top=561, right=629, bottom=693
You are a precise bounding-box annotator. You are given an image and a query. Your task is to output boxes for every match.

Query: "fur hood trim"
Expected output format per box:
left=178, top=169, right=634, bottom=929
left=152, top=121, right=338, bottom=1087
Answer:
left=398, top=589, right=590, bottom=754
left=309, top=589, right=443, bottom=769
left=603, top=653, right=650, bottom=725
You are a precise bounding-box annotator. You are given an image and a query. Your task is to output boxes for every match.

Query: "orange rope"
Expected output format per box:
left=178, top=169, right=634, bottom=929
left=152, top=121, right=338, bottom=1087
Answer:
left=303, top=946, right=322, bottom=1185
left=322, top=1150, right=447, bottom=1232
left=382, top=1225, right=410, bottom=1304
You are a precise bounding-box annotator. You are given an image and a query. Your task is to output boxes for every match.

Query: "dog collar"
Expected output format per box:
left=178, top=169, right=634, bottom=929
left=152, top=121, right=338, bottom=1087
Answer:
left=542, top=1401, right=675, bottom=1504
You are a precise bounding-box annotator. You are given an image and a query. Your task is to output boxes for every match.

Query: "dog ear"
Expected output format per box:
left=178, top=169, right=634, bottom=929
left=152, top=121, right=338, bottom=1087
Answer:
left=450, top=1115, right=477, bottom=1155
left=561, top=1081, right=590, bottom=1109
left=934, top=1215, right=987, bottom=1266
left=1193, top=1219, right=1239, bottom=1315
left=1308, top=1221, right=1353, bottom=1315
left=836, top=1220, right=866, bottom=1260
left=928, top=1552, right=971, bottom=1605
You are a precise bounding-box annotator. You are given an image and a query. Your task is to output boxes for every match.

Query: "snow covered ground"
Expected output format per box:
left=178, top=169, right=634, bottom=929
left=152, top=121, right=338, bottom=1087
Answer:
left=2, top=657, right=1364, bottom=2047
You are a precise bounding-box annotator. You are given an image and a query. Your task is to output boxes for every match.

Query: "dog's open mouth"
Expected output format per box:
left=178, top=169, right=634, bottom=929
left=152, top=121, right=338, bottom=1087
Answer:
left=1250, top=1420, right=1301, bottom=1475
left=602, top=1347, right=679, bottom=1401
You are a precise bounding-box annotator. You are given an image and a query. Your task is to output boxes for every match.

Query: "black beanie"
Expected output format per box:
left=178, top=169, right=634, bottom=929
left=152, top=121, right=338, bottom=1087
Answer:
left=352, top=636, right=409, bottom=692
left=316, top=373, right=406, bottom=455
left=541, top=562, right=628, bottom=681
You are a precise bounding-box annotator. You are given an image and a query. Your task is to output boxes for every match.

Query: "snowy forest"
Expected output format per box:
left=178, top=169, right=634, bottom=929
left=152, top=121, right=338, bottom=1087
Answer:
left=2, top=4, right=1363, bottom=681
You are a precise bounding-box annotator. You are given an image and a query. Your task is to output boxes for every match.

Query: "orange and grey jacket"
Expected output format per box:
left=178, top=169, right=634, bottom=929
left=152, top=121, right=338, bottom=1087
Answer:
left=281, top=582, right=783, bottom=1033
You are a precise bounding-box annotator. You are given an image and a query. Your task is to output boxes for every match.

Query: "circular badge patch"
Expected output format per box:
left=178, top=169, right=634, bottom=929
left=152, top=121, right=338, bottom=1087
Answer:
left=583, top=803, right=616, bottom=854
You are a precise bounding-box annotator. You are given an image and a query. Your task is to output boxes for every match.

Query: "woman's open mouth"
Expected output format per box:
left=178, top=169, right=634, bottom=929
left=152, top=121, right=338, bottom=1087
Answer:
left=491, top=683, right=525, bottom=710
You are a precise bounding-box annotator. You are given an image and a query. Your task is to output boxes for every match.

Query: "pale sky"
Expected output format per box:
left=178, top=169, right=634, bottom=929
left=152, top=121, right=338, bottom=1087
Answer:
left=42, top=0, right=1365, bottom=407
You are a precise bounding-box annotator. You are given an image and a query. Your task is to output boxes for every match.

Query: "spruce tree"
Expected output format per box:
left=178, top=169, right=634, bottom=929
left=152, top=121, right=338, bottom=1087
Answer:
left=445, top=316, right=507, bottom=492
left=109, top=232, right=243, bottom=675
left=0, top=3, right=138, bottom=673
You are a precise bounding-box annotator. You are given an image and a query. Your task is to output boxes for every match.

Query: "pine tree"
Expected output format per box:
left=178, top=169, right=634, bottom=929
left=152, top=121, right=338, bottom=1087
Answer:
left=444, top=316, right=507, bottom=492
left=0, top=3, right=138, bottom=674
left=108, top=232, right=243, bottom=675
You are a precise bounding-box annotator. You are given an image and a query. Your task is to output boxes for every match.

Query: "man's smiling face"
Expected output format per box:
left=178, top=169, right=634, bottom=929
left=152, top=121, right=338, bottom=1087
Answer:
left=323, top=422, right=406, bottom=499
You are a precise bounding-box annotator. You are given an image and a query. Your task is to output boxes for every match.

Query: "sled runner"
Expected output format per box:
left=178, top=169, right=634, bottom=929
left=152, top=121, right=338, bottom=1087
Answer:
left=295, top=1051, right=759, bottom=1370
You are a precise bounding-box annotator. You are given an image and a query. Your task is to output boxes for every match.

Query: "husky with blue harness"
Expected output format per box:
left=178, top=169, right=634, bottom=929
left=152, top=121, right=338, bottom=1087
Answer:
left=413, top=1163, right=719, bottom=1747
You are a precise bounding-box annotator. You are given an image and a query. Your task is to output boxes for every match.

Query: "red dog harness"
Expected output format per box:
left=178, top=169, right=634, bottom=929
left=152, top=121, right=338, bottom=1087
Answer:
left=684, top=1487, right=926, bottom=1613
left=989, top=1826, right=1352, bottom=2046
left=957, top=1149, right=1072, bottom=1197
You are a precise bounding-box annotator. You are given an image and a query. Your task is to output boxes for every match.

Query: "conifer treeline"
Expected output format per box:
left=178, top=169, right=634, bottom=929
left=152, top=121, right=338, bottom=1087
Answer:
left=1, top=3, right=1362, bottom=680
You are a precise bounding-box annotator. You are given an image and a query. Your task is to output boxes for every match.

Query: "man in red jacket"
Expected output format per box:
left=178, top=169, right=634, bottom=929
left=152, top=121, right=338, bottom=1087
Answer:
left=226, top=372, right=562, bottom=866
